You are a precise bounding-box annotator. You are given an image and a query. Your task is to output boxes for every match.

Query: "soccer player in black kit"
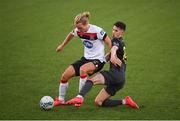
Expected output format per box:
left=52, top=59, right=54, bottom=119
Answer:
left=66, top=21, right=139, bottom=109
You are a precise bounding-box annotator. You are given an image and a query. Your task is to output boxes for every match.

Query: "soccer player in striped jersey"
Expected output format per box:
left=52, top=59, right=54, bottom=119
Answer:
left=54, top=12, right=112, bottom=106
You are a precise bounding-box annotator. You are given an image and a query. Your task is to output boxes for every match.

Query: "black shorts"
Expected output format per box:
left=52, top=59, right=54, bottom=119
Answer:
left=100, top=63, right=126, bottom=96
left=71, top=57, right=105, bottom=76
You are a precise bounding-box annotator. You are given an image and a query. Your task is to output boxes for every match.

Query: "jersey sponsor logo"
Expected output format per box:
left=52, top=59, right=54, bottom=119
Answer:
left=83, top=40, right=93, bottom=48
left=77, top=31, right=98, bottom=40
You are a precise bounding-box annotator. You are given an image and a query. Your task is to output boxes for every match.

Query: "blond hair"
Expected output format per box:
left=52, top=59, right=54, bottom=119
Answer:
left=74, top=11, right=90, bottom=26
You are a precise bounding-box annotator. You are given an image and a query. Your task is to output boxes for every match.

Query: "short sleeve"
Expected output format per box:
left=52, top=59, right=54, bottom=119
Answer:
left=97, top=29, right=107, bottom=40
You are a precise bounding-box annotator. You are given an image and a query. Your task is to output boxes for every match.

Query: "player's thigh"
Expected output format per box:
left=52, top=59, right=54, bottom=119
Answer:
left=89, top=73, right=105, bottom=85
left=95, top=88, right=111, bottom=106
left=61, top=65, right=76, bottom=80
left=80, top=62, right=96, bottom=74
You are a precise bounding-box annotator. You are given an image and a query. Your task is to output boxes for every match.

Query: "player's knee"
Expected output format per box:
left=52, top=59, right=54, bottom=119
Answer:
left=94, top=99, right=103, bottom=106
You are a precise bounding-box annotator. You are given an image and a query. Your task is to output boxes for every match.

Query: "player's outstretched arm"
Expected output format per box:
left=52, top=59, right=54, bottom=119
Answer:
left=56, top=32, right=74, bottom=52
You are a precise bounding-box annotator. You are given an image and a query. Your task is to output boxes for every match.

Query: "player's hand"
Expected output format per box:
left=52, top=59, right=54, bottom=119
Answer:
left=110, top=56, right=122, bottom=67
left=56, top=44, right=64, bottom=52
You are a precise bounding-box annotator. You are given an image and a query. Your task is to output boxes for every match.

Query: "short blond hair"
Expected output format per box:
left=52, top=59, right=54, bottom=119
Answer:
left=74, top=11, right=90, bottom=26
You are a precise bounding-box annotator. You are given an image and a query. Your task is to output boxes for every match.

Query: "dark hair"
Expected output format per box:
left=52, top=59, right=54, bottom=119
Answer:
left=114, top=21, right=126, bottom=31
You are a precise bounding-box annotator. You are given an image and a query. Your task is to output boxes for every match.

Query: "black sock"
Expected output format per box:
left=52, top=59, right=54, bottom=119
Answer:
left=102, top=99, right=123, bottom=107
left=79, top=80, right=93, bottom=97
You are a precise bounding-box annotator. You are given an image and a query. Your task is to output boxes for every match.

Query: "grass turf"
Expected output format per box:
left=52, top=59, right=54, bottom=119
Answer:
left=0, top=0, right=180, bottom=119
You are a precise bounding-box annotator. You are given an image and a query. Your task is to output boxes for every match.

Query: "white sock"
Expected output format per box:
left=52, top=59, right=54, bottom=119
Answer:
left=59, top=82, right=68, bottom=103
left=122, top=99, right=126, bottom=105
left=79, top=75, right=87, bottom=92
left=77, top=95, right=83, bottom=99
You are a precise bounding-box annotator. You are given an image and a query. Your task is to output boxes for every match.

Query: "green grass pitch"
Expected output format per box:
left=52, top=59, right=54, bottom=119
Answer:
left=0, top=0, right=180, bottom=119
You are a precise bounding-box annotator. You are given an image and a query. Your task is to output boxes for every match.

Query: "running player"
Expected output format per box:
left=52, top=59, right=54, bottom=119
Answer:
left=66, top=21, right=139, bottom=109
left=54, top=12, right=112, bottom=106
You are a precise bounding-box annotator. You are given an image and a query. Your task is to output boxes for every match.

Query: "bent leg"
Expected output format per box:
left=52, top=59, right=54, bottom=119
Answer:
left=59, top=65, right=76, bottom=102
left=79, top=62, right=96, bottom=92
left=95, top=88, right=123, bottom=107
left=95, top=88, right=111, bottom=106
left=79, top=73, right=105, bottom=97
left=66, top=72, right=106, bottom=105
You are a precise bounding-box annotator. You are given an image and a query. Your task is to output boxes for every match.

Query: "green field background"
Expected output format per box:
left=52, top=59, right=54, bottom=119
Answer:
left=0, top=0, right=180, bottom=119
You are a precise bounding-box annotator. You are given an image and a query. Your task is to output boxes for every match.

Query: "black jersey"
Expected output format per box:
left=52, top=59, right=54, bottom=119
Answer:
left=110, top=37, right=126, bottom=69
left=100, top=37, right=126, bottom=95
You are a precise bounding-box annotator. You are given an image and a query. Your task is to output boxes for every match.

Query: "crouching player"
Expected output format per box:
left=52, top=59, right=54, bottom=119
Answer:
left=66, top=21, right=139, bottom=109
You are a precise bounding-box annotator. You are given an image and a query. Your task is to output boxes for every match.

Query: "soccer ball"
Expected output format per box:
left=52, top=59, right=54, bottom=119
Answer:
left=39, top=96, right=54, bottom=111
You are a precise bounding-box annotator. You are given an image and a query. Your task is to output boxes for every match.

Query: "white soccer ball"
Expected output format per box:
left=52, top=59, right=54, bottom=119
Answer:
left=39, top=96, right=54, bottom=110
